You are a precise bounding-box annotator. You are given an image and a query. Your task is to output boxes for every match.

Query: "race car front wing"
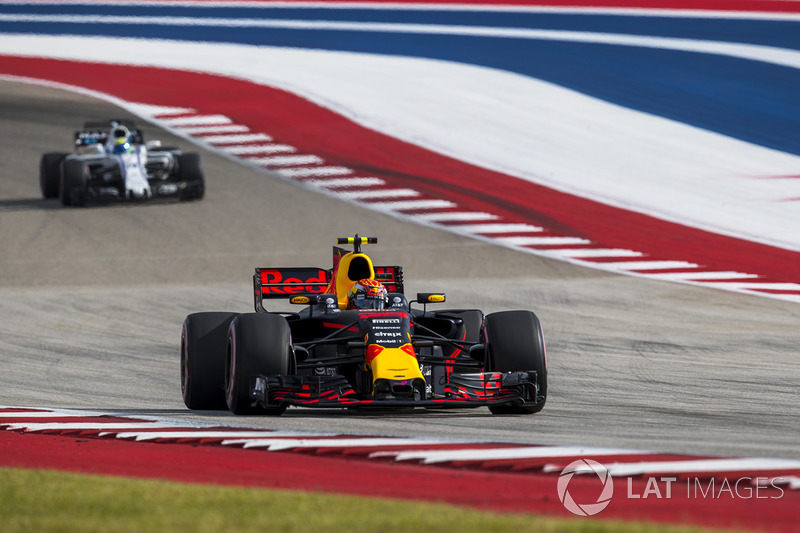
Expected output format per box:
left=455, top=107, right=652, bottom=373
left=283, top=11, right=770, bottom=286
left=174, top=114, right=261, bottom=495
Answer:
left=250, top=371, right=542, bottom=410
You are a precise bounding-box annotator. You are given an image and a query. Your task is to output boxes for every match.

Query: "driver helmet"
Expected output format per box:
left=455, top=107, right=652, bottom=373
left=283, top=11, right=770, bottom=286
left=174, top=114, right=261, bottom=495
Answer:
left=108, top=124, right=133, bottom=154
left=347, top=279, right=388, bottom=310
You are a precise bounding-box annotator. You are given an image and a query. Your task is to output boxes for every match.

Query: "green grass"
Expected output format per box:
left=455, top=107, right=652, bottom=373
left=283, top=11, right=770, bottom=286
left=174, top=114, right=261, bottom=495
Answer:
left=0, top=467, right=725, bottom=533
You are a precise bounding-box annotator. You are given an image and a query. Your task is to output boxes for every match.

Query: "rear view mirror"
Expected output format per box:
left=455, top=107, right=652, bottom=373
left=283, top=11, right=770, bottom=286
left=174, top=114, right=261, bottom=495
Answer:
left=416, top=293, right=446, bottom=304
left=289, top=295, right=314, bottom=305
left=289, top=293, right=339, bottom=311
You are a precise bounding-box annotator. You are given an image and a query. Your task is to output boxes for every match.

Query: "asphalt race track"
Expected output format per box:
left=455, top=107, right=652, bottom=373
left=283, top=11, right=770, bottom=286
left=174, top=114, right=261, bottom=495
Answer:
left=1, top=78, right=798, bottom=460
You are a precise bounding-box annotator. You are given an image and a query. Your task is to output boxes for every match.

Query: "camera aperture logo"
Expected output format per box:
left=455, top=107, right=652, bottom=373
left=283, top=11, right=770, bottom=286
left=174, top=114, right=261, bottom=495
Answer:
left=557, top=459, right=614, bottom=516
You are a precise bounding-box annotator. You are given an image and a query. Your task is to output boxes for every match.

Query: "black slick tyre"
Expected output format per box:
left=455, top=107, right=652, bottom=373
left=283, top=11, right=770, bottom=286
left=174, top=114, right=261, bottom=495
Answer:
left=59, top=159, right=88, bottom=206
left=40, top=152, right=67, bottom=199
left=177, top=152, right=205, bottom=200
left=181, top=312, right=238, bottom=410
left=226, top=313, right=292, bottom=415
left=484, top=310, right=547, bottom=415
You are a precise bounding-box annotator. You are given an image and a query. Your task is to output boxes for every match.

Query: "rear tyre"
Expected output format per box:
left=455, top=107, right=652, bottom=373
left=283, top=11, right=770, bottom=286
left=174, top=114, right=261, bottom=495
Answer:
left=181, top=312, right=238, bottom=410
left=226, top=313, right=292, bottom=415
left=177, top=152, right=205, bottom=200
left=59, top=159, right=88, bottom=206
left=40, top=152, right=67, bottom=199
left=484, top=310, right=547, bottom=415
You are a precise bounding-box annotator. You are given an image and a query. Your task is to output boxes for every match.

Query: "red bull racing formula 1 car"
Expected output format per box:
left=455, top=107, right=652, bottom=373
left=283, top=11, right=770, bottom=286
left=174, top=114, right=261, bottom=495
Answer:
left=181, top=236, right=547, bottom=415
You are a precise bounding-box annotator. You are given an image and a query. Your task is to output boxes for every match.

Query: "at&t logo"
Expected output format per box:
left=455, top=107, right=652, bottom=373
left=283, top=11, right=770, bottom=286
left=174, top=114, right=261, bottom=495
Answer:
left=557, top=459, right=614, bottom=516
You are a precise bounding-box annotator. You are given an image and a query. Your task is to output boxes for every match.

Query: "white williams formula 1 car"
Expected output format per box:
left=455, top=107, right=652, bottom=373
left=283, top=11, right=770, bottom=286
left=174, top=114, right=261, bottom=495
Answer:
left=40, top=119, right=205, bottom=206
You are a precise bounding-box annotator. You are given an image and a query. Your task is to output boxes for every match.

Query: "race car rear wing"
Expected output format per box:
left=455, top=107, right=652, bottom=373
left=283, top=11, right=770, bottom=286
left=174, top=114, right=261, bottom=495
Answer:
left=253, top=265, right=404, bottom=312
left=374, top=265, right=404, bottom=293
left=74, top=129, right=145, bottom=147
left=74, top=119, right=144, bottom=148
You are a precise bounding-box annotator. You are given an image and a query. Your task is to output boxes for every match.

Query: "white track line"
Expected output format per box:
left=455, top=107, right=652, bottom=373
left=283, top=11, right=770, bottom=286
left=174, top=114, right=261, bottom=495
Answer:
left=451, top=223, right=544, bottom=234
left=373, top=445, right=655, bottom=464
left=109, top=430, right=326, bottom=441
left=497, top=236, right=592, bottom=246
left=414, top=212, right=499, bottom=222
left=305, top=177, right=386, bottom=188
left=130, top=103, right=194, bottom=117
left=250, top=155, right=324, bottom=166
left=702, top=281, right=800, bottom=291
left=5, top=422, right=177, bottom=431
left=370, top=199, right=456, bottom=211
left=178, top=124, right=250, bottom=135
left=600, top=260, right=701, bottom=271
left=0, top=411, right=88, bottom=418
left=337, top=188, right=420, bottom=199
left=281, top=166, right=353, bottom=178
left=159, top=114, right=232, bottom=126
left=544, top=457, right=800, bottom=476
left=203, top=133, right=273, bottom=144
left=544, top=248, right=646, bottom=258
left=646, top=271, right=760, bottom=281
left=225, top=437, right=459, bottom=451
left=224, top=144, right=296, bottom=155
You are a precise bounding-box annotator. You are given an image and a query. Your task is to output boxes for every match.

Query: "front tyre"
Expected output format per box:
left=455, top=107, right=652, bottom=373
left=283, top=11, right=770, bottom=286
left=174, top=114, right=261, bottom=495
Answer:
left=484, top=310, right=547, bottom=415
left=177, top=153, right=205, bottom=200
left=40, top=152, right=67, bottom=199
left=59, top=159, right=88, bottom=207
left=226, top=313, right=292, bottom=415
left=181, top=312, right=238, bottom=410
